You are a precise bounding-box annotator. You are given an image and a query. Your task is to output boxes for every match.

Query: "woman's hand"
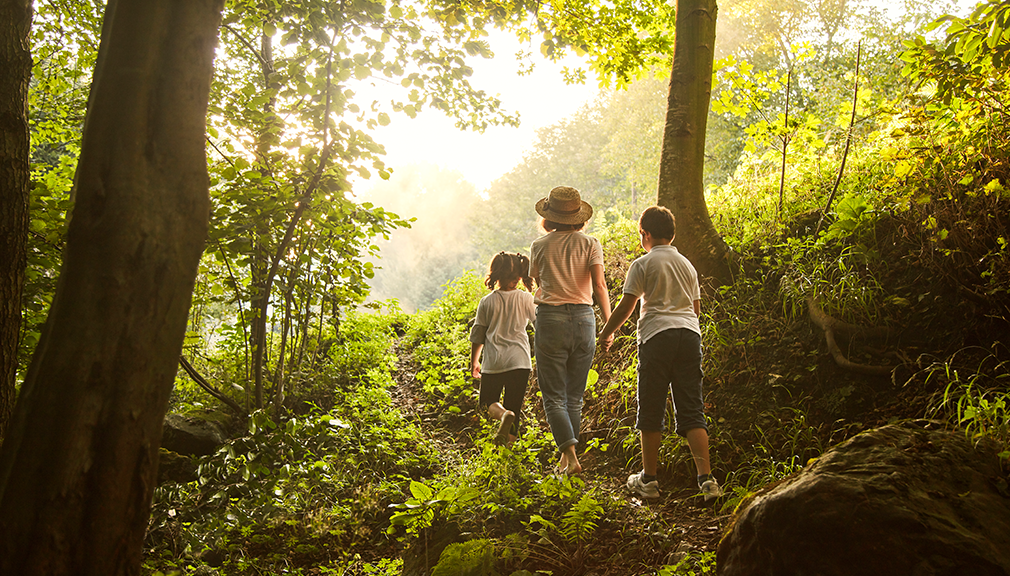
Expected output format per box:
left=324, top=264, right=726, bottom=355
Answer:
left=598, top=333, right=615, bottom=354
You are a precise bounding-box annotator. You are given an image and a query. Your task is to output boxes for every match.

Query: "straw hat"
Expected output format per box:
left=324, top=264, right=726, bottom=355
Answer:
left=534, top=186, right=593, bottom=225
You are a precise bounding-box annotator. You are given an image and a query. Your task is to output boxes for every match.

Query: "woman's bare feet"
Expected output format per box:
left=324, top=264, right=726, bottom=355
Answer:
left=559, top=448, right=582, bottom=475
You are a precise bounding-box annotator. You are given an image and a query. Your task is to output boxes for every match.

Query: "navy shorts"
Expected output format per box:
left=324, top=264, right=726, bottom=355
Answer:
left=636, top=328, right=706, bottom=436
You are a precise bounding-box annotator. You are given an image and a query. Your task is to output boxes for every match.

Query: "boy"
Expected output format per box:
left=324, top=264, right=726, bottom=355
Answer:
left=598, top=206, right=722, bottom=501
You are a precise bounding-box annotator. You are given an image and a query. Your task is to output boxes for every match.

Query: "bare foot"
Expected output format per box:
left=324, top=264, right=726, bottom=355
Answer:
left=558, top=454, right=582, bottom=476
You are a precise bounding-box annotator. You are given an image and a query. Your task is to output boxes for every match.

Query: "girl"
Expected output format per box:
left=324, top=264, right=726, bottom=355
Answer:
left=530, top=186, right=611, bottom=475
left=469, top=252, right=537, bottom=445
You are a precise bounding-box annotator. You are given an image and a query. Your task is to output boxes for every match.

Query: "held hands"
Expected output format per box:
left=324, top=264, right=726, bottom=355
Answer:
left=598, top=333, right=615, bottom=354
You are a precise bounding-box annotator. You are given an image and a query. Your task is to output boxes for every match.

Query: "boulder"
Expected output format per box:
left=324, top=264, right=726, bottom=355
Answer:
left=718, top=420, right=1010, bottom=576
left=157, top=448, right=198, bottom=484
left=161, top=413, right=227, bottom=457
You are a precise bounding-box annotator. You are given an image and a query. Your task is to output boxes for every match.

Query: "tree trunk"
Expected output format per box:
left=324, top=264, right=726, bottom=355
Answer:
left=657, top=0, right=734, bottom=286
left=0, top=1, right=222, bottom=574
left=0, top=0, right=32, bottom=443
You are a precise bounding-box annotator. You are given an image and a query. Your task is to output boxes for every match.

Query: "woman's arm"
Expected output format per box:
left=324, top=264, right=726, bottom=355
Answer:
left=590, top=263, right=611, bottom=323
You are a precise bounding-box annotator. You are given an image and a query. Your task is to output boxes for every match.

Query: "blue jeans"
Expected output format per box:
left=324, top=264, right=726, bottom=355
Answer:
left=534, top=304, right=596, bottom=450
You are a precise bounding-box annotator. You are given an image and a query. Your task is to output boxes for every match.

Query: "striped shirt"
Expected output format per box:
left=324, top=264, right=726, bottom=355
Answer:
left=529, top=230, right=604, bottom=306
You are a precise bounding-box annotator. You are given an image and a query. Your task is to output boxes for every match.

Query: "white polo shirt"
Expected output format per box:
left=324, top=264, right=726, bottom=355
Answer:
left=622, top=245, right=701, bottom=344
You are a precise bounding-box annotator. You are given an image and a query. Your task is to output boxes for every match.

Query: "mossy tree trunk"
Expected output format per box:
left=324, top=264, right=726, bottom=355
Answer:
left=0, top=1, right=223, bottom=574
left=0, top=0, right=32, bottom=443
left=657, top=0, right=734, bottom=286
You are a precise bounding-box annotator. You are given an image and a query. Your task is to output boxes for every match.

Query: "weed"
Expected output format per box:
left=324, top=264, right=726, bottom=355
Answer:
left=928, top=345, right=1010, bottom=461
left=660, top=551, right=717, bottom=575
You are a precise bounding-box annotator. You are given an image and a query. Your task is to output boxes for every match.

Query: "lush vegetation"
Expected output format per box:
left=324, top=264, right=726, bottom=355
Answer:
left=13, top=0, right=1010, bottom=574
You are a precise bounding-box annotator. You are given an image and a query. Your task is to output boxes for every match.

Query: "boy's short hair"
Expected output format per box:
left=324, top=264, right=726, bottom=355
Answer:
left=639, top=206, right=676, bottom=240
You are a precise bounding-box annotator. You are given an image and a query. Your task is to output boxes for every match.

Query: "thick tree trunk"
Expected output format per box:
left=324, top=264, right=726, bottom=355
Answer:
left=657, top=0, right=734, bottom=286
left=0, top=1, right=223, bottom=574
left=0, top=0, right=32, bottom=443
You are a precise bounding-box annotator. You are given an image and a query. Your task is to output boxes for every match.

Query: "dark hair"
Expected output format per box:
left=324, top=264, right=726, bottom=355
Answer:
left=485, top=252, right=534, bottom=291
left=539, top=218, right=586, bottom=233
left=639, top=206, right=676, bottom=240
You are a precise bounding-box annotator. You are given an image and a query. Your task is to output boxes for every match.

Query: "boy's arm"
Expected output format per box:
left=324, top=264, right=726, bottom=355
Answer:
left=590, top=263, right=611, bottom=323
left=598, top=293, right=638, bottom=353
left=694, top=299, right=701, bottom=317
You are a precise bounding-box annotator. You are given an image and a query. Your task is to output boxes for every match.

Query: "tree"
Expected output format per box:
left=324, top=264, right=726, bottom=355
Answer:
left=0, top=1, right=223, bottom=574
left=0, top=0, right=31, bottom=442
left=191, top=0, right=521, bottom=411
left=658, top=0, right=735, bottom=285
left=470, top=101, right=626, bottom=258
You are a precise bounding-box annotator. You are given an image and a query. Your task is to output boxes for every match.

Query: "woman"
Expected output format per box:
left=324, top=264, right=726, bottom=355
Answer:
left=530, top=186, right=611, bottom=475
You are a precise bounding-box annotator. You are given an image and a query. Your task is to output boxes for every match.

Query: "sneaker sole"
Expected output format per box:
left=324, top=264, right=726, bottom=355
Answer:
left=494, top=411, right=515, bottom=445
left=627, top=476, right=660, bottom=499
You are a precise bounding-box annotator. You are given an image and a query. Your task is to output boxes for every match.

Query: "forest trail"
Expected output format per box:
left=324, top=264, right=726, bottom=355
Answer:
left=387, top=338, right=731, bottom=573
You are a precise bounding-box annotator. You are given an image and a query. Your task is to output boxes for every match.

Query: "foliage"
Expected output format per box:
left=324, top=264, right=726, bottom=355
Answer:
left=459, top=0, right=677, bottom=87
left=404, top=272, right=486, bottom=412
left=432, top=539, right=497, bottom=576
left=659, top=551, right=717, bottom=576
left=148, top=310, right=432, bottom=574
left=19, top=0, right=103, bottom=378
left=901, top=0, right=1010, bottom=105
left=927, top=344, right=1010, bottom=461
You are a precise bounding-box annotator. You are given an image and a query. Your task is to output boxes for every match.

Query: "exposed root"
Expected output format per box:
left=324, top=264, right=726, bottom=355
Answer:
left=806, top=294, right=896, bottom=376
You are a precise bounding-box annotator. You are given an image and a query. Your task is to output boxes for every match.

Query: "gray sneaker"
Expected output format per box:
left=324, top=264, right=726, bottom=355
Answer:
left=627, top=472, right=660, bottom=499
left=700, top=478, right=723, bottom=501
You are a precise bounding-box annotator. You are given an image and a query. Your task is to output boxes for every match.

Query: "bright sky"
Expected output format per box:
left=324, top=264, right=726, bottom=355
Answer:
left=361, top=30, right=600, bottom=193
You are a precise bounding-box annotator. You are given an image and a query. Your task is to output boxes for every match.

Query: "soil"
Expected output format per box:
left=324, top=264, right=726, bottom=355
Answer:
left=387, top=341, right=729, bottom=576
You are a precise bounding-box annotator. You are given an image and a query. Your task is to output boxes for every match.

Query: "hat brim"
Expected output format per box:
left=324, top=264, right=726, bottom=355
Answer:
left=535, top=197, right=594, bottom=225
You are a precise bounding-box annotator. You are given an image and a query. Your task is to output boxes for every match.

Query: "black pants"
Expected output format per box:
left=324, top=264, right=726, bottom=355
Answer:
left=479, top=368, right=530, bottom=435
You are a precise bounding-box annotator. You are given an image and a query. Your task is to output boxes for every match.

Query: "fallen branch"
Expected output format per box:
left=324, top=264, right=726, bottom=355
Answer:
left=806, top=294, right=895, bottom=376
left=179, top=356, right=246, bottom=415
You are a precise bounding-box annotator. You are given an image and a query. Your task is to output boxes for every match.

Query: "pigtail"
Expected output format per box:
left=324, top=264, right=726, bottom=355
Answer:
left=485, top=251, right=508, bottom=290
left=485, top=251, right=532, bottom=291
left=515, top=253, right=533, bottom=292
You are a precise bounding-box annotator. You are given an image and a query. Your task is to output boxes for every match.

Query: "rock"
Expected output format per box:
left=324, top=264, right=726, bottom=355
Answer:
left=161, top=413, right=227, bottom=457
left=157, top=448, right=198, bottom=484
left=718, top=420, right=1010, bottom=576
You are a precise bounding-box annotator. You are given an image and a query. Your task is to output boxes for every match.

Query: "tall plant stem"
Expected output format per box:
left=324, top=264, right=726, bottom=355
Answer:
left=778, top=65, right=793, bottom=220
left=817, top=41, right=862, bottom=235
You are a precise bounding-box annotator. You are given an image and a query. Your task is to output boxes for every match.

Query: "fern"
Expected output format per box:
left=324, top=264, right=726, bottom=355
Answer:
left=432, top=539, right=497, bottom=576
left=560, top=493, right=604, bottom=542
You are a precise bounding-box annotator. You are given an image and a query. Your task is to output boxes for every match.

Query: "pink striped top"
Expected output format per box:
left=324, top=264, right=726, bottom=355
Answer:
left=529, top=230, right=604, bottom=306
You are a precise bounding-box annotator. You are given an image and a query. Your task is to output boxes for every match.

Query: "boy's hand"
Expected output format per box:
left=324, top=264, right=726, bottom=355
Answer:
left=471, top=363, right=481, bottom=379
left=598, top=333, right=615, bottom=354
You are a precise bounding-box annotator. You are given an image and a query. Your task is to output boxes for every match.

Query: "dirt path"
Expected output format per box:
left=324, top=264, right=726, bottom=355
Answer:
left=388, top=340, right=730, bottom=574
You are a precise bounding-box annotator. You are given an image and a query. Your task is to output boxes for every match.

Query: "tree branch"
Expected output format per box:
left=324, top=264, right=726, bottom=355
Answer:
left=179, top=356, right=245, bottom=415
